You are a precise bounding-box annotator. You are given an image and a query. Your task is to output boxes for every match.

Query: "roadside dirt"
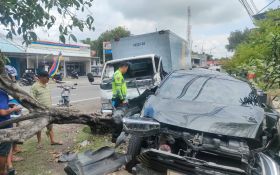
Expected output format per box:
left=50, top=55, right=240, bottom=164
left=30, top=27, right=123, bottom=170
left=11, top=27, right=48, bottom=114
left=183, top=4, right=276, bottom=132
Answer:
left=14, top=98, right=131, bottom=175
left=14, top=124, right=83, bottom=175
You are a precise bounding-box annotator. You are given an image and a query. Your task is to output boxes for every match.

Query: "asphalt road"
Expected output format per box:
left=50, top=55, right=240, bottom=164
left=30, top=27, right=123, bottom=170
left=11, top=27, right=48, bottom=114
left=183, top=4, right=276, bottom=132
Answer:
left=20, top=77, right=102, bottom=112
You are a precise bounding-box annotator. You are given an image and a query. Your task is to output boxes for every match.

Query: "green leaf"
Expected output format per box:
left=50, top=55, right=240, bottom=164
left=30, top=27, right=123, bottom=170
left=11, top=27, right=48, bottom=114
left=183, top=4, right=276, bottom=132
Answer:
left=29, top=32, right=37, bottom=41
left=51, top=16, right=56, bottom=23
left=64, top=27, right=68, bottom=35
left=6, top=31, right=12, bottom=39
left=17, top=27, right=21, bottom=35
left=59, top=35, right=66, bottom=43
left=69, top=34, right=77, bottom=42
left=44, top=13, right=50, bottom=20
left=47, top=22, right=53, bottom=29
left=11, top=27, right=16, bottom=35
left=59, top=25, right=63, bottom=33
left=57, top=8, right=62, bottom=14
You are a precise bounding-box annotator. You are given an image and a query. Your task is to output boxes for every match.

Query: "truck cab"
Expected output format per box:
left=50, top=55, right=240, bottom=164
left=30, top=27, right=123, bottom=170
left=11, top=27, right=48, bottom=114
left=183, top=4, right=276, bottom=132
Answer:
left=100, top=54, right=163, bottom=114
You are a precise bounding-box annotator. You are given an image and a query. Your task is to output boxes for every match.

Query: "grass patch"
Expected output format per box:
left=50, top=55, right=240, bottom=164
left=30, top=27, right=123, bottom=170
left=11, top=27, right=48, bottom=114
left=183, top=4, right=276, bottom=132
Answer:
left=13, top=125, right=127, bottom=175
left=14, top=137, right=58, bottom=175
left=73, top=126, right=114, bottom=153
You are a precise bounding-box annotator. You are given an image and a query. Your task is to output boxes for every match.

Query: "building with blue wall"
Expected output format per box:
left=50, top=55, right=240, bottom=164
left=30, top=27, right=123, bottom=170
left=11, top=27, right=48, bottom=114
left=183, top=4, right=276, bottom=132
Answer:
left=0, top=36, right=91, bottom=77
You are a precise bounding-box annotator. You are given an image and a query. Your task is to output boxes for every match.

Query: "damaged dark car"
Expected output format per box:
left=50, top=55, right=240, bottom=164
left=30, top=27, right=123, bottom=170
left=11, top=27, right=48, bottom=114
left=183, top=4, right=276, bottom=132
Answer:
left=122, top=69, right=280, bottom=175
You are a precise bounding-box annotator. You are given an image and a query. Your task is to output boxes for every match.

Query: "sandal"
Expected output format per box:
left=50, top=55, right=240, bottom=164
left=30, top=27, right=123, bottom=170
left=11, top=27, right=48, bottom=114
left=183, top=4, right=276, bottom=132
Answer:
left=7, top=168, right=15, bottom=175
left=51, top=142, right=63, bottom=146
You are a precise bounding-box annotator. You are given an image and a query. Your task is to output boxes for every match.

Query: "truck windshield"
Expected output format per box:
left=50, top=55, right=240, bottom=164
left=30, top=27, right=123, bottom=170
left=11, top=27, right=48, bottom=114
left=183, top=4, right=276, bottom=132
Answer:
left=102, top=57, right=154, bottom=82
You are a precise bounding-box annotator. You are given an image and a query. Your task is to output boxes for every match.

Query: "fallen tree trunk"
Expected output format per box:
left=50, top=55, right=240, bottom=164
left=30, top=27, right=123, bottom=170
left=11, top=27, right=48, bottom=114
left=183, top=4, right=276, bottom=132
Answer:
left=0, top=52, right=114, bottom=143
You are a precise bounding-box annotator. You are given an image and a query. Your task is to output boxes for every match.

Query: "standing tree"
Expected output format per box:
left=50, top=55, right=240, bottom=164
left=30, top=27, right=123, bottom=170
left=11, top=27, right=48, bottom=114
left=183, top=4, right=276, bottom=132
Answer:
left=82, top=26, right=131, bottom=58
left=0, top=0, right=95, bottom=44
left=225, top=28, right=250, bottom=52
left=222, top=10, right=280, bottom=91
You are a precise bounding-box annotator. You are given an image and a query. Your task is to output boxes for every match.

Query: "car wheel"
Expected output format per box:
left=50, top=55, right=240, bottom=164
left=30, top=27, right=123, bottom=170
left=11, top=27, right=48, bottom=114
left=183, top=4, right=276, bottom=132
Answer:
left=126, top=135, right=143, bottom=172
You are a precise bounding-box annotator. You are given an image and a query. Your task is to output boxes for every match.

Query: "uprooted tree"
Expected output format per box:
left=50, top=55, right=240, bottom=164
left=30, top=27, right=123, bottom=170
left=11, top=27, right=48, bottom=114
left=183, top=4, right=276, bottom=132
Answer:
left=0, top=52, right=114, bottom=143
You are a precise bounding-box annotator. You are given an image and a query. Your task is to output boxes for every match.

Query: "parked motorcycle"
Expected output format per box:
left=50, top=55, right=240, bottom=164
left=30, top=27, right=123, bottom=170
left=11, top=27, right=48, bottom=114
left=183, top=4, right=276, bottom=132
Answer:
left=69, top=71, right=79, bottom=79
left=57, top=83, right=77, bottom=107
left=52, top=73, right=63, bottom=83
left=19, top=70, right=36, bottom=86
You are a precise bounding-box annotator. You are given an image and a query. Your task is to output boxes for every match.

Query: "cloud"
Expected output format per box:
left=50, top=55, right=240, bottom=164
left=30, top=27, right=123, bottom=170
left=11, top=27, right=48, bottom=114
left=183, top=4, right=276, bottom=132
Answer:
left=1, top=0, right=275, bottom=57
left=108, top=0, right=247, bottom=25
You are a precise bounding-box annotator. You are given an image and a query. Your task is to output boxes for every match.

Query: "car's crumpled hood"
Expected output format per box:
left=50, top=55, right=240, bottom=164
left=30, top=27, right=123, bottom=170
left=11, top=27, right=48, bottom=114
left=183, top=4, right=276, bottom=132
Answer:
left=143, top=96, right=265, bottom=139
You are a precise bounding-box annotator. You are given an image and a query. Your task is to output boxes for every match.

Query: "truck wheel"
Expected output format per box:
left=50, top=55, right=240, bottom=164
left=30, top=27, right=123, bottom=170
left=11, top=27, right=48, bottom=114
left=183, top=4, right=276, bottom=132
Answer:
left=126, top=136, right=143, bottom=172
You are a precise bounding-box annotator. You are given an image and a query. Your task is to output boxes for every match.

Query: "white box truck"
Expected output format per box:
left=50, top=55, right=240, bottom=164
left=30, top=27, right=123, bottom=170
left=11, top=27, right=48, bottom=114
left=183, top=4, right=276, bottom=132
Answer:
left=100, top=30, right=191, bottom=113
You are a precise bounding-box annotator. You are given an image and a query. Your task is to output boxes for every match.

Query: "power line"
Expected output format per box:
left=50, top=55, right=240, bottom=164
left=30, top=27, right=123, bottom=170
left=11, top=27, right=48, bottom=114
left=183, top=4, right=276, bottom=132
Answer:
left=250, top=0, right=258, bottom=12
left=244, top=0, right=255, bottom=15
left=257, top=0, right=277, bottom=14
left=238, top=0, right=254, bottom=21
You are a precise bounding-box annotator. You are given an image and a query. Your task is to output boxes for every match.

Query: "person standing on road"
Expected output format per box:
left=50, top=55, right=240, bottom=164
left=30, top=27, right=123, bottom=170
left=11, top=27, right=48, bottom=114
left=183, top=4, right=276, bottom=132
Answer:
left=30, top=71, right=62, bottom=148
left=0, top=89, right=21, bottom=175
left=112, top=62, right=129, bottom=108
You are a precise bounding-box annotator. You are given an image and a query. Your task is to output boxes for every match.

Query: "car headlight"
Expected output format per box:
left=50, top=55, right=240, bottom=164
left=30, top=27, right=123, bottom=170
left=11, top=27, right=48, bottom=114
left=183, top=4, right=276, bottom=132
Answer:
left=123, top=117, right=160, bottom=137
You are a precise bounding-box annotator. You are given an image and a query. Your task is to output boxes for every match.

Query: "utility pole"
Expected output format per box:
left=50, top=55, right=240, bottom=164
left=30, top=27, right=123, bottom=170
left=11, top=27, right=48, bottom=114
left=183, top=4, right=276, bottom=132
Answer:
left=186, top=6, right=192, bottom=68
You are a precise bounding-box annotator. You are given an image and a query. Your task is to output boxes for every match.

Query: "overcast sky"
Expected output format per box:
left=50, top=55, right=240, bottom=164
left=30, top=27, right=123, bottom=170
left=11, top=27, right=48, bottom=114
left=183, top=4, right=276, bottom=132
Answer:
left=1, top=0, right=279, bottom=58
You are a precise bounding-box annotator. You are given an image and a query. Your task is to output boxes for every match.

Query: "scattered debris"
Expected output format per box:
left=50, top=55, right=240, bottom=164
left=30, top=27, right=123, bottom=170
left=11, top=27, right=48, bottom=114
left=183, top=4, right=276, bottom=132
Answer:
left=58, top=152, right=77, bottom=163
left=79, top=140, right=90, bottom=147
left=64, top=146, right=131, bottom=175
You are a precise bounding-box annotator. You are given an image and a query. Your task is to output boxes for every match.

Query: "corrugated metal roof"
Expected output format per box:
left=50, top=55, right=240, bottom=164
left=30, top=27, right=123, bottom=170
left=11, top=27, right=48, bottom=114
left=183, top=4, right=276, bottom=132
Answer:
left=0, top=36, right=25, bottom=53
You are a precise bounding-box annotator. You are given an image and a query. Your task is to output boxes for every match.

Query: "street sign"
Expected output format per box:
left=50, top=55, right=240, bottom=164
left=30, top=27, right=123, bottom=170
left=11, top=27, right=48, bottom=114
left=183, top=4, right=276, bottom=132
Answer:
left=105, top=50, right=112, bottom=54
left=103, top=42, right=111, bottom=50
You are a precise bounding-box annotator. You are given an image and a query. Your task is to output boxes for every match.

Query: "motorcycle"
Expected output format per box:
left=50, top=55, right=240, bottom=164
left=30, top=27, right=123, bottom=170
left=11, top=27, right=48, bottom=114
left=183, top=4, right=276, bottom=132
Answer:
left=69, top=71, right=79, bottom=79
left=19, top=70, right=36, bottom=86
left=57, top=83, right=77, bottom=107
left=52, top=73, right=63, bottom=83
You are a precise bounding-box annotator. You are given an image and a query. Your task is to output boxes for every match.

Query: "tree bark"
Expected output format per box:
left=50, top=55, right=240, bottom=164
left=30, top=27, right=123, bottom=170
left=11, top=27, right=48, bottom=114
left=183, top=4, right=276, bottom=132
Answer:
left=0, top=52, right=114, bottom=143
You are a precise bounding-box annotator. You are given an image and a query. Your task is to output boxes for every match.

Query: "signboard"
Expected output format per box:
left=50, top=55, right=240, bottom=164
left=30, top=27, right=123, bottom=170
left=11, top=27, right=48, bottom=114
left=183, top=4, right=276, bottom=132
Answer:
left=105, top=50, right=112, bottom=54
left=103, top=41, right=112, bottom=63
left=133, top=42, right=145, bottom=47
left=103, top=42, right=111, bottom=50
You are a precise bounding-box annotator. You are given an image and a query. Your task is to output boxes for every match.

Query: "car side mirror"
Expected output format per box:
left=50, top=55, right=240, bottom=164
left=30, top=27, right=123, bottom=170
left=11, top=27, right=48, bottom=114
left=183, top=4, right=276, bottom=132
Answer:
left=87, top=73, right=95, bottom=83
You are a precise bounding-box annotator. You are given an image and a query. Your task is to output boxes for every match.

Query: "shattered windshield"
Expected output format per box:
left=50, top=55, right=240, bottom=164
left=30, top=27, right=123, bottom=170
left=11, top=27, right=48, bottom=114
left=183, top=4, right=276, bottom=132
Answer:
left=158, top=73, right=253, bottom=106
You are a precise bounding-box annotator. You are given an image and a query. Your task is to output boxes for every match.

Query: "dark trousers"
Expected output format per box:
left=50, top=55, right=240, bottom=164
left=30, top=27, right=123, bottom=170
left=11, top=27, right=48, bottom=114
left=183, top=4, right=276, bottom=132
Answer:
left=112, top=98, right=122, bottom=108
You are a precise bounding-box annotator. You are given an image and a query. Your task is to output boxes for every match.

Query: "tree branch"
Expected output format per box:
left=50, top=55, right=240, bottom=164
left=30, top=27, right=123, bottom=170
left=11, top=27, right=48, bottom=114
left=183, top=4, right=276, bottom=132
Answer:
left=0, top=75, right=45, bottom=111
left=0, top=52, right=114, bottom=143
left=0, top=117, right=50, bottom=143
